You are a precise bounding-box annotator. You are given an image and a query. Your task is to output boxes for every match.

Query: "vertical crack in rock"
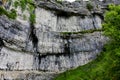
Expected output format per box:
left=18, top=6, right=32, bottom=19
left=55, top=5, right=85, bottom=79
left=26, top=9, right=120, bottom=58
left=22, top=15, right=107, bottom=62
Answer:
left=91, top=15, right=97, bottom=29
left=29, top=23, right=38, bottom=53
left=29, top=21, right=39, bottom=70
left=61, top=33, right=71, bottom=54
left=0, top=38, right=4, bottom=51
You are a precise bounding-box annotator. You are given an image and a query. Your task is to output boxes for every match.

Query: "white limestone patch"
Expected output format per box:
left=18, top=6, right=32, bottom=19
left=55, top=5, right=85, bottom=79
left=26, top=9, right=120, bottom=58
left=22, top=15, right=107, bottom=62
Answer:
left=0, top=47, right=34, bottom=70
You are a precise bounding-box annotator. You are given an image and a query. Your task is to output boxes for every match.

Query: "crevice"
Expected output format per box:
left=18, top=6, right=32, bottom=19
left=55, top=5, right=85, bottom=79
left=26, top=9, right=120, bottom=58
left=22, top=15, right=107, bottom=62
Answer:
left=38, top=52, right=41, bottom=69
left=61, top=33, right=71, bottom=54
left=91, top=14, right=97, bottom=29
left=0, top=38, right=4, bottom=51
left=28, top=16, right=39, bottom=70
left=92, top=13, right=104, bottom=20
left=55, top=10, right=72, bottom=18
left=36, top=50, right=97, bottom=57
left=29, top=23, right=38, bottom=53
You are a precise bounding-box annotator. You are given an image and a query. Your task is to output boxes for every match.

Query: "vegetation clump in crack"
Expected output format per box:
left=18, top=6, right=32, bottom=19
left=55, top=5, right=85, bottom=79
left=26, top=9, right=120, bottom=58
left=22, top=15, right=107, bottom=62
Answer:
left=14, top=0, right=36, bottom=23
left=60, top=29, right=103, bottom=35
left=0, top=6, right=17, bottom=19
left=86, top=1, right=93, bottom=11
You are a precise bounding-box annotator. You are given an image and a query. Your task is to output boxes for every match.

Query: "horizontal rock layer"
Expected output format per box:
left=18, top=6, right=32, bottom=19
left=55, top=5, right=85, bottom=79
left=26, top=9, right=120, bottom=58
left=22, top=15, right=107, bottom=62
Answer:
left=36, top=0, right=120, bottom=16
left=0, top=71, right=57, bottom=80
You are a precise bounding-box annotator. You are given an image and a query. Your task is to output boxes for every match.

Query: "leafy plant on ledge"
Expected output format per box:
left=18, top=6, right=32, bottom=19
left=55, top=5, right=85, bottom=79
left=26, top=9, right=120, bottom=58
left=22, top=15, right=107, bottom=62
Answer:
left=14, top=0, right=36, bottom=23
left=0, top=7, right=17, bottom=19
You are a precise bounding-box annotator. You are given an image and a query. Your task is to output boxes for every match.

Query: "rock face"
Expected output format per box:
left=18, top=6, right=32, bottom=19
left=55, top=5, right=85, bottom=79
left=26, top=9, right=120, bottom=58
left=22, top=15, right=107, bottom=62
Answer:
left=0, top=0, right=112, bottom=79
left=0, top=47, right=33, bottom=70
left=0, top=71, right=57, bottom=80
left=0, top=16, right=33, bottom=52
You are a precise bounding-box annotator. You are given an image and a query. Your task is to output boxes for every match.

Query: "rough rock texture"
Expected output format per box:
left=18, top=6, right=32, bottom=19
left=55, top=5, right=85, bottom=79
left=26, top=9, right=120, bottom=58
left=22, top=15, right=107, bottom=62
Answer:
left=0, top=14, right=107, bottom=71
left=35, top=8, right=102, bottom=32
left=0, top=71, right=57, bottom=80
left=0, top=47, right=33, bottom=70
left=35, top=7, right=104, bottom=54
left=37, top=0, right=90, bottom=16
left=0, top=0, right=115, bottom=79
left=0, top=16, right=34, bottom=52
left=36, top=0, right=120, bottom=16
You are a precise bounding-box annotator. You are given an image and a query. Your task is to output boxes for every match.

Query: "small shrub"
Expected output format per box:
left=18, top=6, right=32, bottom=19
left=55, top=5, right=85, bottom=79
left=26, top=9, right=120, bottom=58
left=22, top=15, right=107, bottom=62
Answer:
left=56, top=0, right=63, bottom=4
left=0, top=7, right=17, bottom=19
left=86, top=2, right=93, bottom=11
left=14, top=0, right=36, bottom=23
left=29, top=13, right=36, bottom=24
left=9, top=9, right=17, bottom=19
left=14, top=1, right=19, bottom=8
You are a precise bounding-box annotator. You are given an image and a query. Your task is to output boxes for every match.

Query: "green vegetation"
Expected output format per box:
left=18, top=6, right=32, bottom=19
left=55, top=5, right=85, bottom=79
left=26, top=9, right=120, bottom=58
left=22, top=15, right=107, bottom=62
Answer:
left=86, top=2, right=93, bottom=11
left=60, top=29, right=103, bottom=35
left=56, top=0, right=63, bottom=2
left=54, top=4, right=120, bottom=80
left=14, top=0, right=36, bottom=23
left=0, top=0, right=36, bottom=21
left=0, top=7, right=17, bottom=19
left=14, top=0, right=35, bottom=11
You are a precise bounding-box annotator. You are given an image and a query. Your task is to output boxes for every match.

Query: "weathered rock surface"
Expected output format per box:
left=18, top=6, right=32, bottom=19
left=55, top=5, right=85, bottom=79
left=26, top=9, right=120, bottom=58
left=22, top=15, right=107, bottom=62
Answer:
left=0, top=15, right=107, bottom=71
left=0, top=71, right=57, bottom=80
left=0, top=0, right=115, bottom=79
left=0, top=16, right=33, bottom=52
left=36, top=0, right=120, bottom=16
left=37, top=0, right=90, bottom=16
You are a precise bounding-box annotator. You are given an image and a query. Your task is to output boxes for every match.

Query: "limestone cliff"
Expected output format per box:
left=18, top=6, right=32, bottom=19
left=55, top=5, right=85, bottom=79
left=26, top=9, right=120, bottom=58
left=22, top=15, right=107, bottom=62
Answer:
left=0, top=0, right=115, bottom=80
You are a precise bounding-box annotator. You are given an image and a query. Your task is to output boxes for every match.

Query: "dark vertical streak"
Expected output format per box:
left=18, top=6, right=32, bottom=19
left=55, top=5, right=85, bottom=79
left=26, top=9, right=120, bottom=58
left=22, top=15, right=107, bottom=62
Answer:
left=0, top=38, right=4, bottom=51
